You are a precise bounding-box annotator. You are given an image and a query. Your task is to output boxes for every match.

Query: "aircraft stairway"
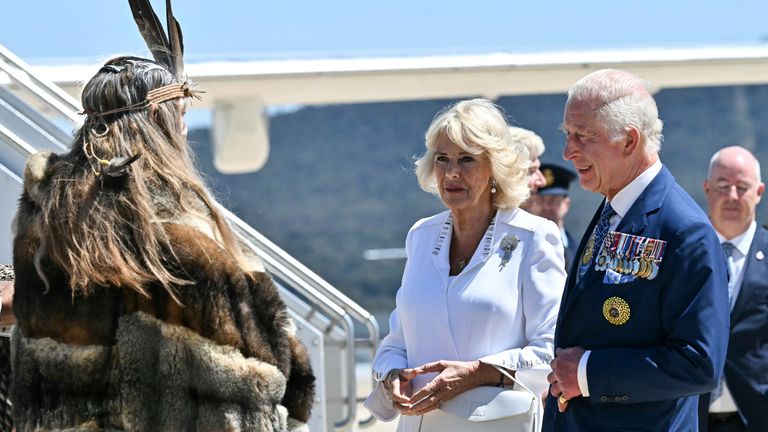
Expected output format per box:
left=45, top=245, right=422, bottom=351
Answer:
left=0, top=44, right=380, bottom=431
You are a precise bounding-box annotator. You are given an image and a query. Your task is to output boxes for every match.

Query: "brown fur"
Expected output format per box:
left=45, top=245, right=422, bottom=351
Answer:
left=12, top=160, right=315, bottom=431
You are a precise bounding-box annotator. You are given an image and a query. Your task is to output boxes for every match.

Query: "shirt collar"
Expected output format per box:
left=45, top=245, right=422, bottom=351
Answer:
left=607, top=159, right=663, bottom=219
left=432, top=211, right=498, bottom=259
left=716, top=220, right=757, bottom=257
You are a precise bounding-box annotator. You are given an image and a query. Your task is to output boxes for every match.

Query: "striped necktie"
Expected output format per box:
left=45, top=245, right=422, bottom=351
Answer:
left=578, top=202, right=616, bottom=279
left=721, top=242, right=737, bottom=308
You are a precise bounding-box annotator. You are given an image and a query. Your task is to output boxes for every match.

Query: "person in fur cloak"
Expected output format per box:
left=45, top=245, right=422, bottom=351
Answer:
left=10, top=1, right=314, bottom=430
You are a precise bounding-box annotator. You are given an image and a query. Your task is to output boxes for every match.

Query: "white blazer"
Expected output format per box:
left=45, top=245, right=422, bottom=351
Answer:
left=364, top=207, right=566, bottom=431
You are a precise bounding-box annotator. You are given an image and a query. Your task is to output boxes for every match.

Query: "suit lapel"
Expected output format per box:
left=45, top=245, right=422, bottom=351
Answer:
left=559, top=166, right=672, bottom=318
left=731, top=226, right=768, bottom=321
left=458, top=212, right=500, bottom=275
left=428, top=210, right=502, bottom=284
left=558, top=202, right=603, bottom=327
left=430, top=213, right=452, bottom=288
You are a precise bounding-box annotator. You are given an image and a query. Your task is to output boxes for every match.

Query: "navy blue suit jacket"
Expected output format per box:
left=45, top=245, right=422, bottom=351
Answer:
left=698, top=226, right=768, bottom=431
left=542, top=166, right=730, bottom=432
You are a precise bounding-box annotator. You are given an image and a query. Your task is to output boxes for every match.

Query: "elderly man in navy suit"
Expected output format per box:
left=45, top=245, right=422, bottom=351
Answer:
left=699, top=146, right=768, bottom=432
left=543, top=69, right=730, bottom=432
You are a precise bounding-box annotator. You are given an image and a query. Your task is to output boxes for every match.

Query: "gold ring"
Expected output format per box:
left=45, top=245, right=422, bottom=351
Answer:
left=558, top=395, right=568, bottom=404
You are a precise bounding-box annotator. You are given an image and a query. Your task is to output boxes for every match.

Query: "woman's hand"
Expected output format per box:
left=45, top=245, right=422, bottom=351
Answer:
left=0, top=281, right=14, bottom=327
left=397, top=360, right=500, bottom=416
left=382, top=368, right=418, bottom=413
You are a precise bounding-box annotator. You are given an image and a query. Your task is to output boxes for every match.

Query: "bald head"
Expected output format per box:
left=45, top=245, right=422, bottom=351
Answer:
left=704, top=146, right=765, bottom=239
left=708, top=146, right=761, bottom=183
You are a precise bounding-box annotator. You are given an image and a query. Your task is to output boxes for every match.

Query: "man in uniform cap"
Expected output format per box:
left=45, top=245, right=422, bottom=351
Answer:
left=529, top=164, right=579, bottom=270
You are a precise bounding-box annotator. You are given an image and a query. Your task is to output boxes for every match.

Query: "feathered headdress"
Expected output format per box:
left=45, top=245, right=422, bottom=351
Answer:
left=83, top=0, right=202, bottom=179
left=129, top=0, right=185, bottom=82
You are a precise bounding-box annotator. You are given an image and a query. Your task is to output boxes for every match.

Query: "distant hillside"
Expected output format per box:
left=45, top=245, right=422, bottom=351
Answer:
left=189, top=84, right=768, bottom=326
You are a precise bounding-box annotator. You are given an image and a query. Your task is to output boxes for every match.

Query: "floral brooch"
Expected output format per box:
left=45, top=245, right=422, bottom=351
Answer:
left=499, top=234, right=519, bottom=271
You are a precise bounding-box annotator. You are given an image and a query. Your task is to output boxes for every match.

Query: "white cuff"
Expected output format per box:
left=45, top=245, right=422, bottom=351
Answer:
left=363, top=380, right=399, bottom=422
left=577, top=350, right=591, bottom=397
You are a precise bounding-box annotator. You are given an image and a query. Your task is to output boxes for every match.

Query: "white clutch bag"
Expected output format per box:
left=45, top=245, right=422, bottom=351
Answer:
left=419, top=365, right=541, bottom=432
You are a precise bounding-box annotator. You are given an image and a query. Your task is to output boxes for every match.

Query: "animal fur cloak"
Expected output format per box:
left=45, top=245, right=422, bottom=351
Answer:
left=11, top=152, right=315, bottom=431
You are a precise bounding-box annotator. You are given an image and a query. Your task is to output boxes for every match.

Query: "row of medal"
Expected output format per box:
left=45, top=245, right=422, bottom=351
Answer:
left=594, top=231, right=667, bottom=280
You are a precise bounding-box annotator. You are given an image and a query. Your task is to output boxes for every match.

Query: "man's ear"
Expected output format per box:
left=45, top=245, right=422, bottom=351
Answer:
left=756, top=182, right=765, bottom=203
left=623, top=127, right=642, bottom=155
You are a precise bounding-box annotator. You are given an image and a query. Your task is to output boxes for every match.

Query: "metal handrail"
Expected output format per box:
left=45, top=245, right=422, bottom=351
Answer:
left=224, top=208, right=380, bottom=345
left=0, top=44, right=82, bottom=126
left=0, top=87, right=72, bottom=148
left=0, top=123, right=38, bottom=160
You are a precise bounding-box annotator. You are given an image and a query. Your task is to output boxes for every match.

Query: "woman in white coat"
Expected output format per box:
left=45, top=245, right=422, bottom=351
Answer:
left=364, top=98, right=566, bottom=431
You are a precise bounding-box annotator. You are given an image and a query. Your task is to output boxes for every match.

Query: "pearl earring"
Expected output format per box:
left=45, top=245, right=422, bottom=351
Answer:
left=490, top=178, right=497, bottom=194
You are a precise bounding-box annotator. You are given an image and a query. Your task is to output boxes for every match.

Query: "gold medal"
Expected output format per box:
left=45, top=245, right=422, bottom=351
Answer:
left=603, top=297, right=631, bottom=325
left=582, top=237, right=594, bottom=265
left=638, top=258, right=649, bottom=278
left=617, top=258, right=625, bottom=274
left=624, top=258, right=635, bottom=275
left=643, top=260, right=651, bottom=278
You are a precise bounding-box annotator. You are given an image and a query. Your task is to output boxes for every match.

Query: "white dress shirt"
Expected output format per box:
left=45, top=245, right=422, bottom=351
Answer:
left=716, top=221, right=755, bottom=312
left=708, top=221, right=756, bottom=413
left=364, top=207, right=566, bottom=431
left=577, top=160, right=663, bottom=397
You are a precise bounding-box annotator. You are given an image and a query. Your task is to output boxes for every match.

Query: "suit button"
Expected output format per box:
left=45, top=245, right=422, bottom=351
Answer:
left=621, top=396, right=628, bottom=401
left=600, top=396, right=608, bottom=402
left=614, top=396, right=622, bottom=402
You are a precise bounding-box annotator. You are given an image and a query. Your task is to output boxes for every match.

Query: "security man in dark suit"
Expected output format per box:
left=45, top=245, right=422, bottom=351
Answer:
left=699, top=146, right=768, bottom=432
left=543, top=69, right=729, bottom=432
left=529, top=164, right=579, bottom=270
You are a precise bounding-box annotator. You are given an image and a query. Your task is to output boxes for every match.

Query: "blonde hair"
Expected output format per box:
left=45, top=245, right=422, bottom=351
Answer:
left=415, top=98, right=530, bottom=209
left=35, top=56, right=248, bottom=301
left=509, top=126, right=544, bottom=159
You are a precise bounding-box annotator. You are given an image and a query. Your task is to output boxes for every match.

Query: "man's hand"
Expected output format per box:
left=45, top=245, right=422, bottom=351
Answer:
left=547, top=347, right=586, bottom=412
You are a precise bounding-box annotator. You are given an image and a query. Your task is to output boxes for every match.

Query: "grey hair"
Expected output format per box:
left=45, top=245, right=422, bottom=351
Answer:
left=567, top=69, right=664, bottom=155
left=509, top=126, right=544, bottom=158
left=415, top=98, right=531, bottom=209
left=707, top=146, right=762, bottom=182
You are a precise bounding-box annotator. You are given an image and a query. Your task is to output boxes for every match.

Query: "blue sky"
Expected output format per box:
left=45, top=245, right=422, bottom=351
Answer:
left=3, top=1, right=768, bottom=63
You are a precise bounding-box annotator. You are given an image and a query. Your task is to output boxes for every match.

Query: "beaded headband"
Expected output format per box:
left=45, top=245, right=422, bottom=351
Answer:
left=80, top=81, right=202, bottom=118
